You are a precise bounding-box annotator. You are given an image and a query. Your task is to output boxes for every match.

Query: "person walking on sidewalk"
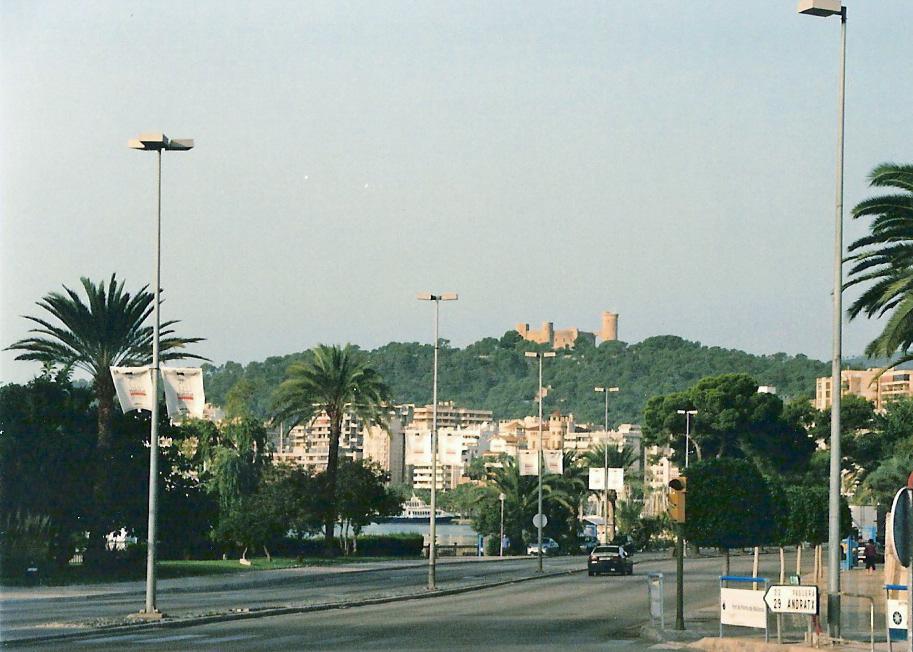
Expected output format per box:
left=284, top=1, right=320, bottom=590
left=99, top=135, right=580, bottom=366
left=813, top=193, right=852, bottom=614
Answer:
left=863, top=539, right=878, bottom=574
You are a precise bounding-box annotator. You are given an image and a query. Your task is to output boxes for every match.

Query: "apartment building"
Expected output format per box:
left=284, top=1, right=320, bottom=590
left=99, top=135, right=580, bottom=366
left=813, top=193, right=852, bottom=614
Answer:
left=815, top=368, right=913, bottom=411
left=409, top=401, right=493, bottom=430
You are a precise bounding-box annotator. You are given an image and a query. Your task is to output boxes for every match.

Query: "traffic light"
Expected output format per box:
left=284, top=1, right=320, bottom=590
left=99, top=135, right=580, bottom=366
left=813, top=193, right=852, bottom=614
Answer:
left=668, top=476, right=687, bottom=523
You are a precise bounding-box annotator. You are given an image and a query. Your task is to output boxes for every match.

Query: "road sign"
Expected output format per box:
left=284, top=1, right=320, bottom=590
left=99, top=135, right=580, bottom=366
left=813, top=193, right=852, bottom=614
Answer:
left=720, top=587, right=767, bottom=629
left=887, top=599, right=908, bottom=633
left=533, top=513, right=548, bottom=528
left=763, top=584, right=818, bottom=615
left=891, top=488, right=913, bottom=567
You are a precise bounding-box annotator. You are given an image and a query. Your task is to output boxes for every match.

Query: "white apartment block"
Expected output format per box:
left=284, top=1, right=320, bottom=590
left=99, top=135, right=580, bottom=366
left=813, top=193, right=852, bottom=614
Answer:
left=409, top=401, right=493, bottom=430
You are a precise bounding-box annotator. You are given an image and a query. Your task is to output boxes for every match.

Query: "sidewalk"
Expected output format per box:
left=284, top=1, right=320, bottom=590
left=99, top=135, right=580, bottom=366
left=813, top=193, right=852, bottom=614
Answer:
left=648, top=562, right=901, bottom=652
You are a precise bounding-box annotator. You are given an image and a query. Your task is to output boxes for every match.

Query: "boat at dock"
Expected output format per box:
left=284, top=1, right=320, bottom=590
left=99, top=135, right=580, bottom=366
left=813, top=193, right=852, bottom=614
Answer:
left=381, top=495, right=456, bottom=523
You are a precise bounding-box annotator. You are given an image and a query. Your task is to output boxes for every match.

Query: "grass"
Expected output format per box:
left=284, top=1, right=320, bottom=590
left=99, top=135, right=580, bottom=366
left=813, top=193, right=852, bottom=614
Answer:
left=1, top=555, right=416, bottom=587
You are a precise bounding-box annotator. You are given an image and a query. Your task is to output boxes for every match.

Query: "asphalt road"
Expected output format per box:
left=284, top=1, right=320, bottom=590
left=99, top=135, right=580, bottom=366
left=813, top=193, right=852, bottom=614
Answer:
left=2, top=551, right=804, bottom=650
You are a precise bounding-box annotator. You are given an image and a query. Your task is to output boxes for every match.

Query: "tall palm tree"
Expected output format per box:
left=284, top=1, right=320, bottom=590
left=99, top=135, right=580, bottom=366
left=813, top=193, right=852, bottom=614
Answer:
left=845, top=163, right=913, bottom=366
left=272, top=344, right=391, bottom=554
left=6, top=275, right=205, bottom=452
left=581, top=443, right=640, bottom=540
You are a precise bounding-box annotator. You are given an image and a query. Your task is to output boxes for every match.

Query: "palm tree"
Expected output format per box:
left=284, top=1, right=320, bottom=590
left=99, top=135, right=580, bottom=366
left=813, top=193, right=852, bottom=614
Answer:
left=845, top=163, right=913, bottom=366
left=581, top=443, right=640, bottom=541
left=272, top=344, right=391, bottom=554
left=6, top=275, right=205, bottom=452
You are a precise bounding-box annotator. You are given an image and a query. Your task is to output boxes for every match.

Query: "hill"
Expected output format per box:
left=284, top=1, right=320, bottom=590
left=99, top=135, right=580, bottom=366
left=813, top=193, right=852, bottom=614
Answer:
left=202, top=333, right=828, bottom=426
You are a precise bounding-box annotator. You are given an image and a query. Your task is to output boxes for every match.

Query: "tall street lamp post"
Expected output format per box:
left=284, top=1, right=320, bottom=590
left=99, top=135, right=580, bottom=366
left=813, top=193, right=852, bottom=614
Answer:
left=797, top=0, right=847, bottom=637
left=525, top=350, right=555, bottom=573
left=499, top=492, right=506, bottom=558
left=595, top=386, right=619, bottom=543
left=676, top=410, right=697, bottom=469
left=416, top=292, right=458, bottom=590
left=128, top=133, right=193, bottom=617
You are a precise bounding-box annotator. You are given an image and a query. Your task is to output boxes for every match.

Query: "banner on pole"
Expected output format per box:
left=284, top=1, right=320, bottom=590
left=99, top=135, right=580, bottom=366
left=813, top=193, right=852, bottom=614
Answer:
left=110, top=366, right=154, bottom=413
left=405, top=430, right=432, bottom=465
left=519, top=450, right=538, bottom=476
left=438, top=430, right=464, bottom=466
left=606, top=467, right=625, bottom=490
left=543, top=450, right=563, bottom=474
left=161, top=367, right=205, bottom=419
left=589, top=467, right=605, bottom=490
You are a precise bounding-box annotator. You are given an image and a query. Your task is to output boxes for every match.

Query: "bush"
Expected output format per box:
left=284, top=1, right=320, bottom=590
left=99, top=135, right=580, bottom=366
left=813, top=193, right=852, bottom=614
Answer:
left=485, top=535, right=503, bottom=556
left=0, top=512, right=52, bottom=578
left=355, top=534, right=423, bottom=557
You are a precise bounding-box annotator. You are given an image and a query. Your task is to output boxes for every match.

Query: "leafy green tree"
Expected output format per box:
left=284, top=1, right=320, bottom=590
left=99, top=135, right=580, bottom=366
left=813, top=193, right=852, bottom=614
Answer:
left=202, top=418, right=272, bottom=516
left=272, top=344, right=391, bottom=554
left=683, top=458, right=775, bottom=550
left=845, top=163, right=913, bottom=364
left=643, top=374, right=814, bottom=476
left=334, top=460, right=401, bottom=553
left=0, top=376, right=95, bottom=569
left=437, top=482, right=487, bottom=519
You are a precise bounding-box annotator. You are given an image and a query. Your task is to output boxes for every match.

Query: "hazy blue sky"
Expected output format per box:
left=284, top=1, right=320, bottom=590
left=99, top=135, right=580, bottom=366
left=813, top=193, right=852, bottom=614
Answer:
left=2, top=1, right=911, bottom=384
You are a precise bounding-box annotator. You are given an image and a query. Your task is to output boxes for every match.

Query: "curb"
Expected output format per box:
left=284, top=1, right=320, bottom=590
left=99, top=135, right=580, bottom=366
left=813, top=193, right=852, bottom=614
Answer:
left=2, top=566, right=584, bottom=648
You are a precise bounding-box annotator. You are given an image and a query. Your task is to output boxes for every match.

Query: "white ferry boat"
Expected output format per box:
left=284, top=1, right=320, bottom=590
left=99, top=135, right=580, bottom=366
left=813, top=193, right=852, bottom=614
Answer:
left=383, top=495, right=456, bottom=523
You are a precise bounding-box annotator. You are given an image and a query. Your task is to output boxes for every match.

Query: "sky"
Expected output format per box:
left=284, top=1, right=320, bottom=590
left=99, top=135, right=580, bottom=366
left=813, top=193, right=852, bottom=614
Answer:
left=2, top=1, right=911, bottom=384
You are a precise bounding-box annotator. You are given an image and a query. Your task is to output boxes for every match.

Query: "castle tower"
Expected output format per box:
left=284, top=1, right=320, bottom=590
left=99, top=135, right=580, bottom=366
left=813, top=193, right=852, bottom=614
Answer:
left=599, top=311, right=618, bottom=342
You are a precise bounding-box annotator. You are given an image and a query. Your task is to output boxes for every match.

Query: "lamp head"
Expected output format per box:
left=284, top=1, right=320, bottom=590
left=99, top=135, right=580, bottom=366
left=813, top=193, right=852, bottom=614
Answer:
left=797, top=0, right=842, bottom=16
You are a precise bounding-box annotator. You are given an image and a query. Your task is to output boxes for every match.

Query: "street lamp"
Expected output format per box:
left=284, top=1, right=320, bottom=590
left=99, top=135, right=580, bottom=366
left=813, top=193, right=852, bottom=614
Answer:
left=676, top=410, right=697, bottom=469
left=595, top=386, right=620, bottom=543
left=128, top=132, right=193, bottom=617
left=499, top=492, right=506, bottom=558
left=797, top=0, right=847, bottom=637
left=525, top=350, right=555, bottom=573
left=416, top=292, right=458, bottom=590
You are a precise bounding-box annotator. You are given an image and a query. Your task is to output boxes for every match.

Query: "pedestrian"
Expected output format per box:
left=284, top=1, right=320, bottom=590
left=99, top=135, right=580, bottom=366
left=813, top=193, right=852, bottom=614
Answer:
left=863, top=539, right=878, bottom=575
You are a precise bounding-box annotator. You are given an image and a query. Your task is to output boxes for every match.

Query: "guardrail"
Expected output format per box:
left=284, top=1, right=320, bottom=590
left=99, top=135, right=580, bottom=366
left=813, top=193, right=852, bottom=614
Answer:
left=836, top=591, right=875, bottom=652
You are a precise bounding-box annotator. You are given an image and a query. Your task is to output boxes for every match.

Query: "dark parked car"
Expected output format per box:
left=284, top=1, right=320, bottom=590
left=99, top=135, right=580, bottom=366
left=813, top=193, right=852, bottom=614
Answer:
left=587, top=545, right=633, bottom=576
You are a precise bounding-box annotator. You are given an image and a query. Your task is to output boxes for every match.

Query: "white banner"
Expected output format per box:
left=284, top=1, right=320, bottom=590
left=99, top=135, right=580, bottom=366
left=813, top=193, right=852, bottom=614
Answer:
left=110, top=366, right=154, bottom=413
left=519, top=450, right=538, bottom=476
left=720, top=587, right=767, bottom=629
left=606, top=467, right=625, bottom=490
left=438, top=430, right=464, bottom=466
left=589, top=467, right=605, bottom=490
left=405, top=430, right=432, bottom=466
left=543, top=450, right=563, bottom=475
left=161, top=367, right=205, bottom=419
left=589, top=467, right=624, bottom=490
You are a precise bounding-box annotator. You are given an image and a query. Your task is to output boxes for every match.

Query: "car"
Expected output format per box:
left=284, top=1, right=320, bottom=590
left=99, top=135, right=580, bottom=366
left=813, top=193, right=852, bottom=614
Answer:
left=579, top=536, right=599, bottom=554
left=527, top=538, right=560, bottom=556
left=588, top=544, right=634, bottom=576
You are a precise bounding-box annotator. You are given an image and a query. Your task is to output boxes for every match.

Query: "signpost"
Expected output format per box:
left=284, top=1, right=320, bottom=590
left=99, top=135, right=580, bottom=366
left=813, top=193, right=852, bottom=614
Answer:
left=532, top=513, right=547, bottom=529
left=889, top=486, right=913, bottom=650
left=764, top=584, right=819, bottom=615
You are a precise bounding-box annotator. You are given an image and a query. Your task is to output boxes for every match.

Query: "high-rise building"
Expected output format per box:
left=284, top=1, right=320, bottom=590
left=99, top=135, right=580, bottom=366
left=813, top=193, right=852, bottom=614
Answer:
left=815, top=368, right=913, bottom=411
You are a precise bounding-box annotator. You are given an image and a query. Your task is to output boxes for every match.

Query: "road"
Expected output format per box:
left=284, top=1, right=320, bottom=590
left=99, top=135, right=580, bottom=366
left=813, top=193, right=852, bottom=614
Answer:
left=2, top=550, right=807, bottom=649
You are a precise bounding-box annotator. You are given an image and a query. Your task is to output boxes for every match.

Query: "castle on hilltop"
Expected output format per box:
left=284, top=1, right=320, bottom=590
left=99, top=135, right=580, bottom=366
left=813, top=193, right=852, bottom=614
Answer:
left=516, top=311, right=618, bottom=350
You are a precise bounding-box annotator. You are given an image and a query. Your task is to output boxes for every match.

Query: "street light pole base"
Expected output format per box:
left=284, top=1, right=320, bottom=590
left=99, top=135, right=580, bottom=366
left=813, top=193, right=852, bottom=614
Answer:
left=129, top=609, right=165, bottom=621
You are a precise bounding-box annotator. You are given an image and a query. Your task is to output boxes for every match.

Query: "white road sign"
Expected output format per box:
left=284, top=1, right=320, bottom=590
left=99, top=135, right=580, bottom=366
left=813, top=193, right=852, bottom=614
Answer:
left=887, top=599, right=908, bottom=632
left=763, top=584, right=818, bottom=615
left=720, top=587, right=767, bottom=629
left=532, top=513, right=548, bottom=528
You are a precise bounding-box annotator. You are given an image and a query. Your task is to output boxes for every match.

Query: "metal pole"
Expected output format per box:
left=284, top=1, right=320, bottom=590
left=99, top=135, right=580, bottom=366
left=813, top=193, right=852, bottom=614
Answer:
left=604, top=391, right=609, bottom=545
left=499, top=496, right=505, bottom=558
left=827, top=7, right=847, bottom=638
left=685, top=413, right=690, bottom=469
left=675, top=525, right=684, bottom=630
left=907, top=489, right=912, bottom=652
left=537, top=354, right=544, bottom=574
left=428, top=298, right=439, bottom=590
left=144, top=149, right=162, bottom=615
